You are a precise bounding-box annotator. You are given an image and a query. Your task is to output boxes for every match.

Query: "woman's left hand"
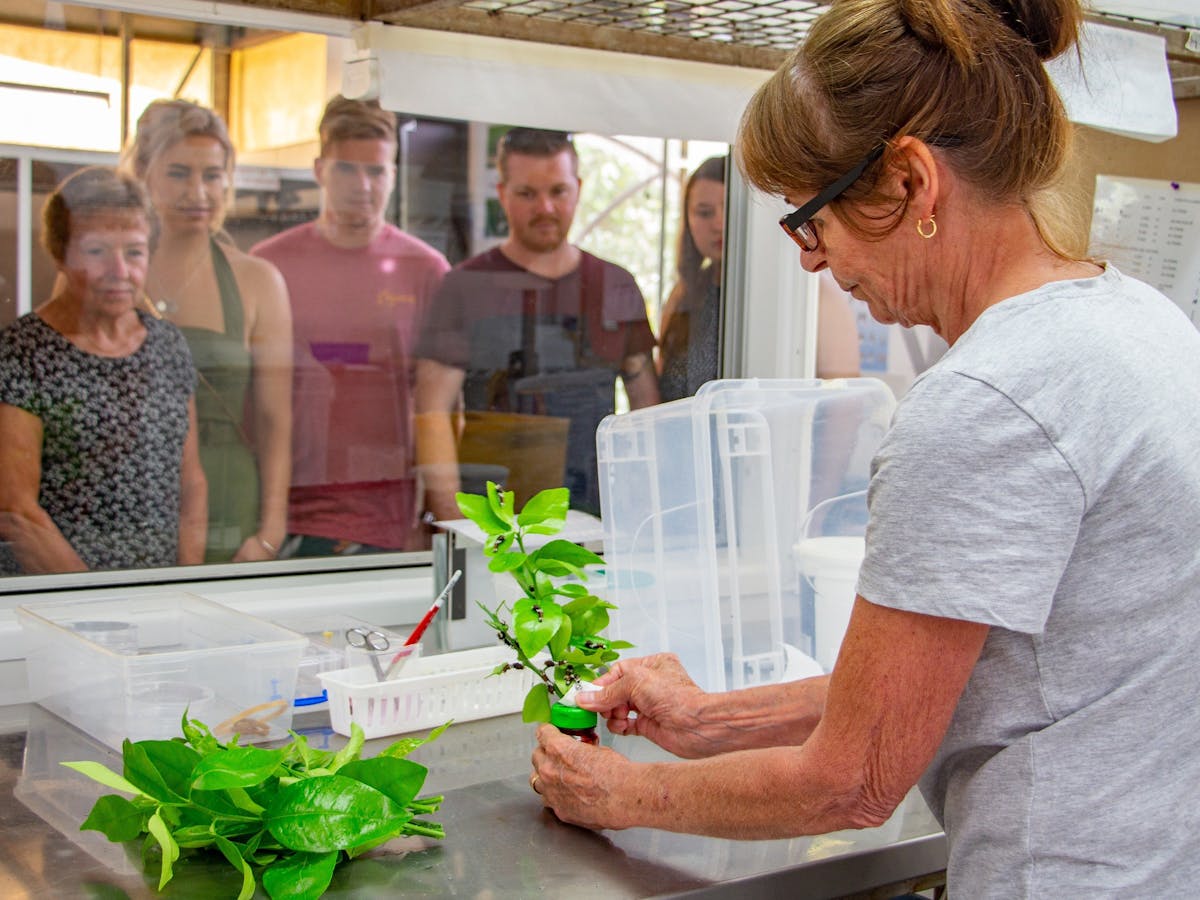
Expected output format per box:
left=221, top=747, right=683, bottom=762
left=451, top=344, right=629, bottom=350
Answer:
left=231, top=534, right=277, bottom=562
left=531, top=725, right=632, bottom=831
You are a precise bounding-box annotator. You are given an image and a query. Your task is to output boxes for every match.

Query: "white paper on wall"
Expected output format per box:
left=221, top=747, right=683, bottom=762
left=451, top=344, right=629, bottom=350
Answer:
left=1045, top=20, right=1177, bottom=142
left=1089, top=174, right=1200, bottom=326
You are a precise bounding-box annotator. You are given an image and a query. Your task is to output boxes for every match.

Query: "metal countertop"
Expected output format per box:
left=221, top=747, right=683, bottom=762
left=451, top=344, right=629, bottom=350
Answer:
left=0, top=704, right=946, bottom=899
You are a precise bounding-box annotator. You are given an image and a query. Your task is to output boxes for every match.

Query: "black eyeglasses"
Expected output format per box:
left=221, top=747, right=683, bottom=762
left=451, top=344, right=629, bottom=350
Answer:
left=779, top=144, right=886, bottom=252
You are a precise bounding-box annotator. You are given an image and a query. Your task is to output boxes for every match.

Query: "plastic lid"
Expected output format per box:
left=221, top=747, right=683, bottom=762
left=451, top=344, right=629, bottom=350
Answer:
left=551, top=703, right=598, bottom=730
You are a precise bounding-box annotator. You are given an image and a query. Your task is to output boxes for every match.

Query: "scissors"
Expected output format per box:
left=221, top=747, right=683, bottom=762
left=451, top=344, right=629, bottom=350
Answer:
left=345, top=626, right=389, bottom=681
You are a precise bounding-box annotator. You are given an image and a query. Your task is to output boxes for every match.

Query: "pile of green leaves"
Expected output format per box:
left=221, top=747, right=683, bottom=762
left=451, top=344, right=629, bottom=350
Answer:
left=456, top=482, right=631, bottom=722
left=63, top=715, right=448, bottom=900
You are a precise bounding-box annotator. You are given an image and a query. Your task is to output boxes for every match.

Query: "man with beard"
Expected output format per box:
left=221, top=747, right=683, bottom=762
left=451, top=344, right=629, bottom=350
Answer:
left=252, top=96, right=449, bottom=555
left=414, top=128, right=658, bottom=520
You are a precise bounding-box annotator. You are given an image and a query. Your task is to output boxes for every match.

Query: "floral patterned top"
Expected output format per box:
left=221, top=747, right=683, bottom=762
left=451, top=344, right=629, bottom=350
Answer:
left=0, top=310, right=196, bottom=574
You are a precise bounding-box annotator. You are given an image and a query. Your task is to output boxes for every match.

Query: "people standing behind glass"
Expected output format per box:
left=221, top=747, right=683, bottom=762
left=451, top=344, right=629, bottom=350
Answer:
left=122, top=100, right=292, bottom=564
left=252, top=97, right=450, bottom=556
left=0, top=167, right=206, bottom=574
left=658, top=156, right=725, bottom=402
left=415, top=128, right=660, bottom=519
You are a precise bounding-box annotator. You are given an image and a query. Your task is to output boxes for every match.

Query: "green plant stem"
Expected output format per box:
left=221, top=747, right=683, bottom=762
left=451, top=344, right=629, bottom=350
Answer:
left=495, top=624, right=561, bottom=700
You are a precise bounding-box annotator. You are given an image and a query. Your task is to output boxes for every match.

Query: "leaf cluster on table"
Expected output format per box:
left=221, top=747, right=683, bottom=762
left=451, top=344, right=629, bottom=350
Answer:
left=63, top=715, right=449, bottom=899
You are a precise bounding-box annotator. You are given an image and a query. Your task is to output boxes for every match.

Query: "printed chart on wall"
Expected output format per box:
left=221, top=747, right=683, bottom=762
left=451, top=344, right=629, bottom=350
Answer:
left=1089, top=175, right=1200, bottom=327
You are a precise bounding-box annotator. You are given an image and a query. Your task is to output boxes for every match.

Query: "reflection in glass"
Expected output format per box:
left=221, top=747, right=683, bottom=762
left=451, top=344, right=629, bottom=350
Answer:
left=0, top=167, right=204, bottom=574
left=125, top=100, right=293, bottom=564
left=658, top=155, right=727, bottom=403
left=414, top=129, right=662, bottom=519
left=0, top=2, right=730, bottom=580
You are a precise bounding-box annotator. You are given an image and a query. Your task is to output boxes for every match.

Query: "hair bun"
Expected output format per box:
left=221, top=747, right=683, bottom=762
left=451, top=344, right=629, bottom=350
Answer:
left=988, top=0, right=1079, bottom=61
left=898, top=0, right=1080, bottom=65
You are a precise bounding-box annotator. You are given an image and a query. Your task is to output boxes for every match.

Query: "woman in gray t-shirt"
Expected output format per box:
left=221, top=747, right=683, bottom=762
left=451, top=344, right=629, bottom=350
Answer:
left=525, top=1, right=1200, bottom=896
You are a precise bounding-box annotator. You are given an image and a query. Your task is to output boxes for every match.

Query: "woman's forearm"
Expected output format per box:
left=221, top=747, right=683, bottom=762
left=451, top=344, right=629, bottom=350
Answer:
left=0, top=506, right=87, bottom=574
left=681, top=675, right=830, bottom=756
left=253, top=400, right=291, bottom=547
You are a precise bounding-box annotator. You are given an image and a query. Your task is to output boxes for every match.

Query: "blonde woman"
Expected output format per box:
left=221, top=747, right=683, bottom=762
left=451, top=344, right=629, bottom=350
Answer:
left=123, top=99, right=291, bottom=563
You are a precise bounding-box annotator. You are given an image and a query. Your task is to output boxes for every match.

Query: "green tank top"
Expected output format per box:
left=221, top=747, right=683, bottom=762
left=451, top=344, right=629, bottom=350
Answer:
left=178, top=238, right=260, bottom=562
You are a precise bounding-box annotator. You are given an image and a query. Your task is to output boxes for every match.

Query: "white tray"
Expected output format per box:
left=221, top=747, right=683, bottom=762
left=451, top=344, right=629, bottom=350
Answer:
left=318, top=645, right=535, bottom=739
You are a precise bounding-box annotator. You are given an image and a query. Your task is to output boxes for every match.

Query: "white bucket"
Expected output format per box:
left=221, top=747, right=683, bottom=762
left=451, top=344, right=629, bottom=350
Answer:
left=792, top=536, right=865, bottom=672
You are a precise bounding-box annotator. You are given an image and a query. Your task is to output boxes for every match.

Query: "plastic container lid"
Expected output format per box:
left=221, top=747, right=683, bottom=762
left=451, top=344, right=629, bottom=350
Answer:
left=551, top=703, right=598, bottom=730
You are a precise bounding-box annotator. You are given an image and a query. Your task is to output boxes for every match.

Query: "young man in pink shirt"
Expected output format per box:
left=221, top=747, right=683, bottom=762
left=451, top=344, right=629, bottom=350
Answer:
left=252, top=96, right=449, bottom=555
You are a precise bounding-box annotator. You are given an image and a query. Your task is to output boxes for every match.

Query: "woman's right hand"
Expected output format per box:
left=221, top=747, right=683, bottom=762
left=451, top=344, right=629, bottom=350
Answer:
left=576, top=653, right=715, bottom=759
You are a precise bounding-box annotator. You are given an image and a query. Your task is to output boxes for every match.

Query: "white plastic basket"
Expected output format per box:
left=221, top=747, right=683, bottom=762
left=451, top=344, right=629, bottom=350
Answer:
left=317, top=645, right=535, bottom=739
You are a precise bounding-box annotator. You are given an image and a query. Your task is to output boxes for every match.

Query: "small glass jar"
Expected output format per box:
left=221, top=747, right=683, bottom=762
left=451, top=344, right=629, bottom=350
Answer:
left=550, top=703, right=599, bottom=745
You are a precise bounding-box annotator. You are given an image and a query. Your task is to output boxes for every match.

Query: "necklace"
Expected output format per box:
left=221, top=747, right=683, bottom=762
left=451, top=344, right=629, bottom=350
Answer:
left=146, top=244, right=210, bottom=319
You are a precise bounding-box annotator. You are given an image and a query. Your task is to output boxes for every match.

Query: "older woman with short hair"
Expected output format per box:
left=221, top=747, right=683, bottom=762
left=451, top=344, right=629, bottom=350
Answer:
left=0, top=166, right=205, bottom=574
left=530, top=0, right=1200, bottom=894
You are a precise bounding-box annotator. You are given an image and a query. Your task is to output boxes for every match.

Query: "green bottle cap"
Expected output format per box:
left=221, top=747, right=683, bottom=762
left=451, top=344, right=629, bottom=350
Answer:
left=550, top=702, right=598, bottom=730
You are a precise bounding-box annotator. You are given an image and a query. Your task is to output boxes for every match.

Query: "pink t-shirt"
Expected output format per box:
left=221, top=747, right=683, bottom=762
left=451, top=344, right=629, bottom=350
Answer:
left=252, top=222, right=449, bottom=549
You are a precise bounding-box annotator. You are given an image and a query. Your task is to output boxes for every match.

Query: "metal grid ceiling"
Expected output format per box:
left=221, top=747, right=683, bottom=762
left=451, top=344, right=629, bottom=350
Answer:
left=455, top=0, right=832, bottom=52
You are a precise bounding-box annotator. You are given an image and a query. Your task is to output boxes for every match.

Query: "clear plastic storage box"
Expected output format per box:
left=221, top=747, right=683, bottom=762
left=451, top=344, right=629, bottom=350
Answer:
left=16, top=591, right=307, bottom=750
left=598, top=378, right=895, bottom=690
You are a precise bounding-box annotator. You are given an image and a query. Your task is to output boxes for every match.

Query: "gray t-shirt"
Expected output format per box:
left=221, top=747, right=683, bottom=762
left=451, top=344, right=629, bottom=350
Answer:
left=856, top=267, right=1200, bottom=896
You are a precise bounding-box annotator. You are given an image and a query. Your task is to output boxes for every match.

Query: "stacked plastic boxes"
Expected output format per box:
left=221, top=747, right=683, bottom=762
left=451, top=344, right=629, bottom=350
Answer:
left=597, top=378, right=894, bottom=690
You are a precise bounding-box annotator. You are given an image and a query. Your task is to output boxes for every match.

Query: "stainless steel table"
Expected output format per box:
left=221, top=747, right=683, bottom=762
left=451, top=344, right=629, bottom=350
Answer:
left=0, top=703, right=946, bottom=899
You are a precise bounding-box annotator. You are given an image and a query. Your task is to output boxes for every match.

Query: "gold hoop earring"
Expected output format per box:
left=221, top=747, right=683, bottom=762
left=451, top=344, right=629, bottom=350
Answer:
left=916, top=215, right=937, bottom=239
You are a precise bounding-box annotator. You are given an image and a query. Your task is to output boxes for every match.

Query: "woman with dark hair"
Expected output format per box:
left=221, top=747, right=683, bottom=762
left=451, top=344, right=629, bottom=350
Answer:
left=0, top=166, right=206, bottom=573
left=658, top=155, right=725, bottom=402
left=124, top=99, right=291, bottom=563
left=531, top=0, right=1200, bottom=894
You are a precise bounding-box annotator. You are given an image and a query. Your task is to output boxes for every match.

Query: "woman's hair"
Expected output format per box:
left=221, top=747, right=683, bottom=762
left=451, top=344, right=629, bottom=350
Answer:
left=121, top=99, right=235, bottom=231
left=737, top=0, right=1085, bottom=257
left=42, top=166, right=156, bottom=264
left=659, top=156, right=727, bottom=369
left=122, top=99, right=235, bottom=179
left=318, top=95, right=397, bottom=155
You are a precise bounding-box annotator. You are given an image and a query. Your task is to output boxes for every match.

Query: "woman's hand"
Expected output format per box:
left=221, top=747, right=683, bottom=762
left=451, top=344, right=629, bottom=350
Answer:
left=576, top=653, right=715, bottom=759
left=531, top=726, right=634, bottom=831
left=231, top=534, right=278, bottom=562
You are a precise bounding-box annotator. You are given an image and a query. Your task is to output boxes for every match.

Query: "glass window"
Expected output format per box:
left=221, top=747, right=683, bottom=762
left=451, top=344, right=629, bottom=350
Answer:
left=0, top=2, right=729, bottom=584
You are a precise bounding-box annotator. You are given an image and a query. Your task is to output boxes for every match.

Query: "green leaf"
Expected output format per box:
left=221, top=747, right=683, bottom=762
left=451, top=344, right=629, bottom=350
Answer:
left=128, top=740, right=201, bottom=800
left=379, top=720, right=451, bottom=761
left=516, top=487, right=569, bottom=529
left=212, top=835, right=257, bottom=900
left=181, top=715, right=222, bottom=756
left=224, top=786, right=267, bottom=816
left=559, top=646, right=605, bottom=665
left=80, top=794, right=146, bottom=842
left=548, top=618, right=572, bottom=659
left=61, top=761, right=149, bottom=798
left=513, top=598, right=564, bottom=658
left=262, top=850, right=339, bottom=900
left=554, top=583, right=590, bottom=598
left=337, top=757, right=429, bottom=808
left=563, top=596, right=611, bottom=637
left=487, top=552, right=526, bottom=573
left=455, top=493, right=509, bottom=535
left=486, top=481, right=515, bottom=525
left=146, top=811, right=180, bottom=891
left=265, top=775, right=408, bottom=853
left=522, top=682, right=552, bottom=722
left=328, top=722, right=365, bottom=773
left=169, top=824, right=219, bottom=849
left=530, top=540, right=604, bottom=570
left=191, top=746, right=286, bottom=791
left=607, top=640, right=635, bottom=650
